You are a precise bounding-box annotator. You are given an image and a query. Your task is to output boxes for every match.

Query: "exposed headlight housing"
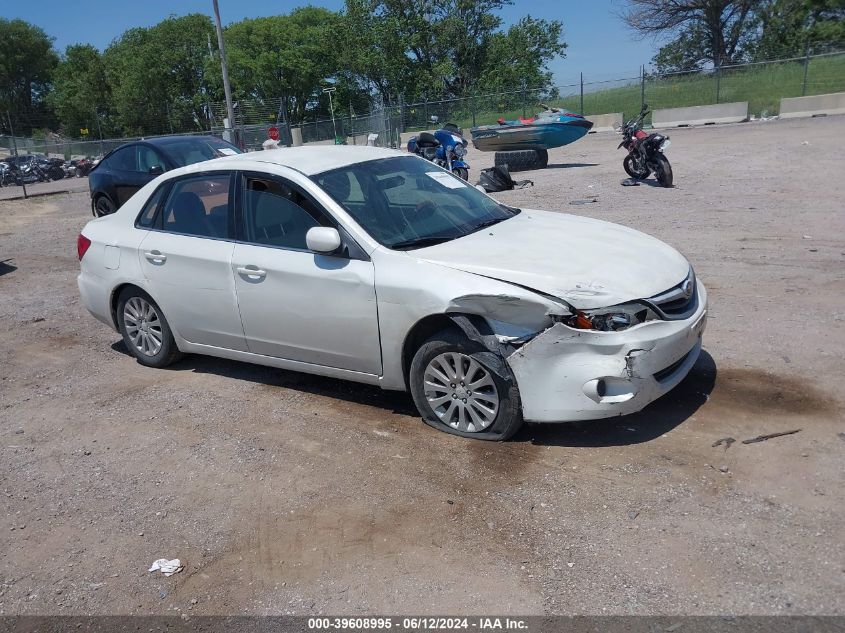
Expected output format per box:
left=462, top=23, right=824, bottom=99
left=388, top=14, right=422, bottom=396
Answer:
left=563, top=302, right=661, bottom=332
left=453, top=144, right=467, bottom=158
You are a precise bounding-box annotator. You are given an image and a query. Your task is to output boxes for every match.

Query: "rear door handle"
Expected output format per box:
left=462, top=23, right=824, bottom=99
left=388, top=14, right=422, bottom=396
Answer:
left=236, top=265, right=267, bottom=279
left=144, top=250, right=166, bottom=263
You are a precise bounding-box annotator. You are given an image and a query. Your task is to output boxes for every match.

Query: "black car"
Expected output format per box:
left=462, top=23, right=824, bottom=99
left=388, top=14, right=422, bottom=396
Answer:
left=88, top=135, right=243, bottom=216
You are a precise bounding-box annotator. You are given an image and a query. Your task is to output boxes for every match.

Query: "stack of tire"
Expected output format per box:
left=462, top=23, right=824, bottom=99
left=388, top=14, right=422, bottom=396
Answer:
left=493, top=148, right=548, bottom=172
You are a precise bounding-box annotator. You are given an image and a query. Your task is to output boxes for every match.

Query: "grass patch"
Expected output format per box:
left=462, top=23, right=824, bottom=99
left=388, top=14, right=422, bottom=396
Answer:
left=413, top=53, right=845, bottom=130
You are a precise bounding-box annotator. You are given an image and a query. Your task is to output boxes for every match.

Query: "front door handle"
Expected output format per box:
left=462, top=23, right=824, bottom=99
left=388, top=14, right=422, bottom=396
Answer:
left=144, top=250, right=167, bottom=263
left=236, top=265, right=267, bottom=280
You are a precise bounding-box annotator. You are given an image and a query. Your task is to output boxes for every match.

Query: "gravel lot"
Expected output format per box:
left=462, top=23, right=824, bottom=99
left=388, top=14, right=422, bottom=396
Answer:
left=0, top=176, right=89, bottom=202
left=1, top=116, right=843, bottom=616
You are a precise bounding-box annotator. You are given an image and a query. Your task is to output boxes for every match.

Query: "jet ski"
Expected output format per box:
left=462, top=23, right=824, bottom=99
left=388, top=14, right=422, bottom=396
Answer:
left=470, top=106, right=593, bottom=152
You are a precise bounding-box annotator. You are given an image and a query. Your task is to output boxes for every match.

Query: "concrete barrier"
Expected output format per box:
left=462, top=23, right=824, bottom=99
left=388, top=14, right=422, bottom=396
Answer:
left=291, top=128, right=303, bottom=147
left=779, top=92, right=845, bottom=119
left=586, top=112, right=623, bottom=133
left=653, top=102, right=748, bottom=127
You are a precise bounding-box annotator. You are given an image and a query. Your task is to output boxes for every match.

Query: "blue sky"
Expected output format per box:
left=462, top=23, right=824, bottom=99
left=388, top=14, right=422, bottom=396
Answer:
left=3, top=0, right=659, bottom=86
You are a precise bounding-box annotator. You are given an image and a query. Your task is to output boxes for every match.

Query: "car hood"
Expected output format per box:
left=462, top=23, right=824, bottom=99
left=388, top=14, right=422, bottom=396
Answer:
left=415, top=209, right=690, bottom=309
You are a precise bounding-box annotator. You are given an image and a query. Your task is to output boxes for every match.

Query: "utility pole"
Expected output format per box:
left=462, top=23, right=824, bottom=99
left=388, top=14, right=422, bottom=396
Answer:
left=212, top=0, right=236, bottom=143
left=323, top=87, right=337, bottom=143
left=580, top=72, right=584, bottom=115
left=93, top=107, right=104, bottom=156
left=7, top=112, right=26, bottom=199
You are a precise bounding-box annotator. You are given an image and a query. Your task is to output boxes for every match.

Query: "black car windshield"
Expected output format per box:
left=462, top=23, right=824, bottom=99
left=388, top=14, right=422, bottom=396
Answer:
left=158, top=137, right=242, bottom=167
left=312, top=156, right=518, bottom=249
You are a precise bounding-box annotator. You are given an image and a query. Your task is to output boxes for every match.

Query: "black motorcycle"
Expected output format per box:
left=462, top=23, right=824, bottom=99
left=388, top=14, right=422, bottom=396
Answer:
left=618, top=103, right=673, bottom=187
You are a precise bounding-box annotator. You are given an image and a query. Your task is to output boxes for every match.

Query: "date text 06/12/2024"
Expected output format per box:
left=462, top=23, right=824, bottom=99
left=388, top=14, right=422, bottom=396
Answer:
left=307, top=617, right=529, bottom=630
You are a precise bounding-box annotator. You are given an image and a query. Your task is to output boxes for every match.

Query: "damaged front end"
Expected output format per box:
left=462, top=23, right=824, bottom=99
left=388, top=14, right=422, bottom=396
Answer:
left=444, top=277, right=708, bottom=424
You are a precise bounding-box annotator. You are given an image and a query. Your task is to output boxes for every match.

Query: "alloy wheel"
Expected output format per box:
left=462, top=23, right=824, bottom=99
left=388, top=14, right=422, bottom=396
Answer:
left=123, top=297, right=163, bottom=357
left=423, top=352, right=499, bottom=432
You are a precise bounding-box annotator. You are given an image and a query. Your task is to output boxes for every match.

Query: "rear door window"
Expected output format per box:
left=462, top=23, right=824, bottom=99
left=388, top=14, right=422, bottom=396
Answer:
left=136, top=184, right=169, bottom=228
left=106, top=146, right=138, bottom=172
left=160, top=174, right=232, bottom=239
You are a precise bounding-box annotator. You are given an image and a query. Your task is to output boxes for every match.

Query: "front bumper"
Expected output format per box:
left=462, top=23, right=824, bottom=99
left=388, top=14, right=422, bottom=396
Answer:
left=507, top=281, right=707, bottom=422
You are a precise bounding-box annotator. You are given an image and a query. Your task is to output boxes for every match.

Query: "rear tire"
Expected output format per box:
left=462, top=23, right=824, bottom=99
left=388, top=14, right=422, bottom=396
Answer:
left=116, top=287, right=183, bottom=368
left=494, top=149, right=544, bottom=172
left=409, top=329, right=523, bottom=441
left=93, top=194, right=116, bottom=217
left=653, top=154, right=673, bottom=187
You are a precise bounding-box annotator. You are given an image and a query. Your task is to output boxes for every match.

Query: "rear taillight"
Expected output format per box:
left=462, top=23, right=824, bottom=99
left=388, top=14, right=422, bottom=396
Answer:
left=77, top=234, right=92, bottom=261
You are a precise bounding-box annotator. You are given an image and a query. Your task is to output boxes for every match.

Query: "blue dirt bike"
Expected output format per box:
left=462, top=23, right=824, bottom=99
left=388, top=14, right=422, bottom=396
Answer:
left=406, top=124, right=470, bottom=180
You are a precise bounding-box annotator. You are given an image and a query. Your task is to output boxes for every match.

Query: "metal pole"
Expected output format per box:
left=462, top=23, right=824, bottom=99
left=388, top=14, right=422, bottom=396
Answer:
left=580, top=72, right=584, bottom=115
left=94, top=108, right=104, bottom=156
left=640, top=65, right=646, bottom=110
left=322, top=87, right=337, bottom=142
left=7, top=112, right=26, bottom=199
left=350, top=101, right=355, bottom=145
left=212, top=0, right=236, bottom=143
left=715, top=63, right=721, bottom=104
left=802, top=43, right=811, bottom=96
left=521, top=80, right=527, bottom=118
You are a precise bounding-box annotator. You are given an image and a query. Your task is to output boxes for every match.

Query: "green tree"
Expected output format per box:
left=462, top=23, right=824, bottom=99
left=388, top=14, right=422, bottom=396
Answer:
left=342, top=0, right=566, bottom=101
left=621, top=0, right=758, bottom=70
left=49, top=44, right=110, bottom=138
left=104, top=14, right=216, bottom=136
left=0, top=18, right=58, bottom=132
left=218, top=7, right=361, bottom=123
left=479, top=16, right=567, bottom=92
left=753, top=0, right=845, bottom=59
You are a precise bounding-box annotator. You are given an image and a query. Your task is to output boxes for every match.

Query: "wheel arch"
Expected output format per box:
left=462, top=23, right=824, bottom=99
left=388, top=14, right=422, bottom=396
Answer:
left=92, top=191, right=115, bottom=217
left=109, top=282, right=159, bottom=330
left=400, top=312, right=497, bottom=390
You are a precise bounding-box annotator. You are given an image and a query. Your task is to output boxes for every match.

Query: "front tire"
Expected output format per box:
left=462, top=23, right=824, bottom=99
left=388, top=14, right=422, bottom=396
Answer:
left=653, top=154, right=673, bottom=187
left=453, top=167, right=469, bottom=181
left=409, top=329, right=523, bottom=441
left=116, top=288, right=183, bottom=368
left=623, top=155, right=649, bottom=179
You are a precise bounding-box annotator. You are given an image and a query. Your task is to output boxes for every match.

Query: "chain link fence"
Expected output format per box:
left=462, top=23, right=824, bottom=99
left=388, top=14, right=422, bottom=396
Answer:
left=3, top=50, right=843, bottom=158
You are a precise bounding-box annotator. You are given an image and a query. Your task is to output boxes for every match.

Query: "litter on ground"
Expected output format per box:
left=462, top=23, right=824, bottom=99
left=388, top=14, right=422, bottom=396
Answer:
left=148, top=558, right=184, bottom=577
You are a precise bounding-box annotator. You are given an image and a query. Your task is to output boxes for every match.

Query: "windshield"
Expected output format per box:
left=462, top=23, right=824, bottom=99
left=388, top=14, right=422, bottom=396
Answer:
left=312, top=156, right=518, bottom=249
left=159, top=137, right=242, bottom=167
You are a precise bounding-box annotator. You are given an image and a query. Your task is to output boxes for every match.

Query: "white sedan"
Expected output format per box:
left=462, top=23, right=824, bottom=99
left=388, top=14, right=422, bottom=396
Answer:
left=77, top=147, right=707, bottom=440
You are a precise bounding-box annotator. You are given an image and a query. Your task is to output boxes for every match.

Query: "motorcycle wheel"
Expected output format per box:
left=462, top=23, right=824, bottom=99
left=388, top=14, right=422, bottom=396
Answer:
left=653, top=154, right=673, bottom=187
left=623, top=155, right=649, bottom=180
left=453, top=167, right=469, bottom=181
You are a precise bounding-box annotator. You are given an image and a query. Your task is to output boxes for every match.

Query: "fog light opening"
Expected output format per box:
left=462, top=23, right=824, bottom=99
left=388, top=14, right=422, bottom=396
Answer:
left=582, top=377, right=637, bottom=404
left=596, top=379, right=607, bottom=398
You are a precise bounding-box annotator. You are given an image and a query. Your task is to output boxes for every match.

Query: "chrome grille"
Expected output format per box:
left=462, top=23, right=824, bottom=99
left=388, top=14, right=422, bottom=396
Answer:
left=648, top=269, right=697, bottom=320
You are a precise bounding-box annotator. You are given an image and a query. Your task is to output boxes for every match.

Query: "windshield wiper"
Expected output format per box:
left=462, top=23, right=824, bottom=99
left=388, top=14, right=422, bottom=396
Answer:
left=390, top=235, right=456, bottom=250
left=473, top=217, right=507, bottom=231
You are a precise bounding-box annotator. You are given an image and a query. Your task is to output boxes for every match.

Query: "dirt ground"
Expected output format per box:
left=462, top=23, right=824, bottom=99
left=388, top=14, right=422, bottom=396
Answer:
left=1, top=116, right=843, bottom=617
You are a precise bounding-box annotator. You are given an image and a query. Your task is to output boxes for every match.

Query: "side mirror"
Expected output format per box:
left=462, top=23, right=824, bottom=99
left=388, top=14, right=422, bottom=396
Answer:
left=149, top=165, right=164, bottom=176
left=306, top=226, right=341, bottom=254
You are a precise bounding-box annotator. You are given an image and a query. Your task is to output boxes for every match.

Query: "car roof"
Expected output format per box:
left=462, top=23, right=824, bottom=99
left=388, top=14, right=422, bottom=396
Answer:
left=143, top=135, right=223, bottom=147
left=201, top=145, right=405, bottom=176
